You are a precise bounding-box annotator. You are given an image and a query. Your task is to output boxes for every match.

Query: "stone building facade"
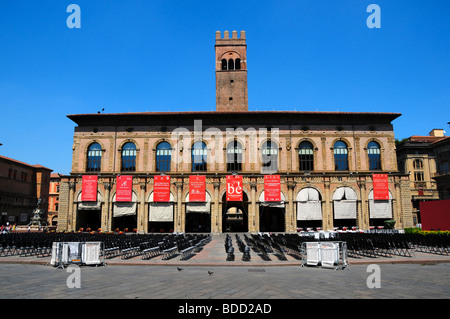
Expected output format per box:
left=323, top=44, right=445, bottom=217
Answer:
left=57, top=31, right=413, bottom=233
left=0, top=155, right=52, bottom=226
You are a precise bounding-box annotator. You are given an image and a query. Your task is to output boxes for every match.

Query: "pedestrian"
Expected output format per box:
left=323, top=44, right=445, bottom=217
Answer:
left=28, top=226, right=31, bottom=233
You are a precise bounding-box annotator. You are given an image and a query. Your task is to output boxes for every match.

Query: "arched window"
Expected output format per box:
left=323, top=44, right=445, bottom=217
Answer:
left=156, top=142, right=171, bottom=172
left=299, top=141, right=314, bottom=171
left=228, top=59, right=235, bottom=70
left=121, top=142, right=136, bottom=172
left=368, top=141, right=381, bottom=170
left=192, top=141, right=207, bottom=172
left=235, top=58, right=241, bottom=70
left=221, top=59, right=228, bottom=70
left=227, top=140, right=242, bottom=172
left=262, top=140, right=278, bottom=172
left=334, top=141, right=348, bottom=171
left=413, top=159, right=423, bottom=169
left=86, top=142, right=102, bottom=172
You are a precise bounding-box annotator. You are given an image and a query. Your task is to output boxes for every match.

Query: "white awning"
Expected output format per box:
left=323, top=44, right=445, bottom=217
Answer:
left=368, top=190, right=393, bottom=219
left=259, top=191, right=285, bottom=208
left=185, top=192, right=212, bottom=214
left=77, top=191, right=103, bottom=210
left=297, top=188, right=322, bottom=220
left=113, top=192, right=138, bottom=217
left=333, top=187, right=357, bottom=219
left=148, top=192, right=174, bottom=222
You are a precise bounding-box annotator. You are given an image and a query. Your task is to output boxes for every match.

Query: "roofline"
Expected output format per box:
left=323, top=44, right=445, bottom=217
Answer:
left=0, top=155, right=53, bottom=171
left=67, top=110, right=401, bottom=126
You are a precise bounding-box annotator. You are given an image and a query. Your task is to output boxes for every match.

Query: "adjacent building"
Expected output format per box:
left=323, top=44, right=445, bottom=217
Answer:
left=58, top=31, right=414, bottom=234
left=396, top=128, right=450, bottom=224
left=0, top=155, right=52, bottom=226
left=48, top=173, right=61, bottom=227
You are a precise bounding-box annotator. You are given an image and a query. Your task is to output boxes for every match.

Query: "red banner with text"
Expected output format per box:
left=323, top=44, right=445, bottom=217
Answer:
left=116, top=175, right=133, bottom=202
left=189, top=175, right=206, bottom=202
left=154, top=175, right=171, bottom=202
left=372, top=174, right=389, bottom=200
left=81, top=175, right=98, bottom=202
left=264, top=175, right=281, bottom=202
left=226, top=175, right=243, bottom=201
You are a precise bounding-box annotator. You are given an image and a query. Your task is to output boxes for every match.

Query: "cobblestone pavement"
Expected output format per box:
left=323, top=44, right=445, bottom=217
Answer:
left=0, top=262, right=448, bottom=299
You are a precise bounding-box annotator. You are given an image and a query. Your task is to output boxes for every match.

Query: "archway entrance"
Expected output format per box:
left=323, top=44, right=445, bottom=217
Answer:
left=222, top=192, right=248, bottom=232
left=185, top=192, right=212, bottom=233
left=76, top=191, right=102, bottom=231
left=112, top=192, right=138, bottom=232
left=259, top=191, right=286, bottom=232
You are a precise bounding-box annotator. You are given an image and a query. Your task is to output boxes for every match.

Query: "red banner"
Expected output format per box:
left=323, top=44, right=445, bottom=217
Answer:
left=81, top=175, right=98, bottom=202
left=226, top=175, right=243, bottom=201
left=264, top=175, right=281, bottom=202
left=189, top=175, right=206, bottom=202
left=154, top=175, right=171, bottom=202
left=372, top=174, right=389, bottom=200
left=116, top=175, right=133, bottom=202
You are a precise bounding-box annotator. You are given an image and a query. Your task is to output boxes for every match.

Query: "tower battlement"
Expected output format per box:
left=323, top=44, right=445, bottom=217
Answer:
left=215, top=30, right=248, bottom=112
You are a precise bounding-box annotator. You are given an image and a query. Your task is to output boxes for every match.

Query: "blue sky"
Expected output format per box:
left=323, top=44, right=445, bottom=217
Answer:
left=0, top=1, right=449, bottom=175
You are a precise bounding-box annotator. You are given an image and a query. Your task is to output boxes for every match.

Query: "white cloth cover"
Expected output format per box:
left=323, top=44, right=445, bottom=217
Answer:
left=259, top=191, right=285, bottom=208
left=148, top=192, right=174, bottom=222
left=333, top=187, right=357, bottom=219
left=82, top=242, right=102, bottom=265
left=113, top=192, right=138, bottom=217
left=77, top=191, right=103, bottom=210
left=186, top=192, right=212, bottom=214
left=306, top=242, right=321, bottom=266
left=320, top=242, right=340, bottom=268
left=368, top=190, right=393, bottom=219
left=297, top=188, right=322, bottom=220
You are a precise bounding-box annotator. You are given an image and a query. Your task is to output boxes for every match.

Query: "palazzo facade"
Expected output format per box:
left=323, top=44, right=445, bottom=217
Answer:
left=57, top=31, right=413, bottom=233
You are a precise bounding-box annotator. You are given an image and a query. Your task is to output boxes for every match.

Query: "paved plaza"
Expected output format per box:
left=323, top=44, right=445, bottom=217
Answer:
left=0, top=234, right=448, bottom=302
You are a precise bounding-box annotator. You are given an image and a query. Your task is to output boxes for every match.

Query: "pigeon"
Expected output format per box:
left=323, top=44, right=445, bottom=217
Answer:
left=208, top=271, right=214, bottom=276
left=177, top=267, right=183, bottom=271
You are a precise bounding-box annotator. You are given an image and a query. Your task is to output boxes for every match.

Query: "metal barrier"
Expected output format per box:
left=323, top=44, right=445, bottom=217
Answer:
left=50, top=242, right=105, bottom=268
left=301, top=241, right=348, bottom=270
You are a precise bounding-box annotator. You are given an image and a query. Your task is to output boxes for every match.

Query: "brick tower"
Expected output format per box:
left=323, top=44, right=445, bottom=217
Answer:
left=215, top=30, right=248, bottom=112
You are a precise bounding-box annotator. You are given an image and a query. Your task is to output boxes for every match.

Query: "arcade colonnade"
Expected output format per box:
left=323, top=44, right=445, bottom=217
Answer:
left=58, top=174, right=413, bottom=233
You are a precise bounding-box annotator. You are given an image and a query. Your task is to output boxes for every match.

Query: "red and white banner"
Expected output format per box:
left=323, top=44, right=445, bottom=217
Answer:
left=116, top=175, right=133, bottom=202
left=81, top=175, right=98, bottom=202
left=154, top=175, right=171, bottom=202
left=226, top=175, right=243, bottom=201
left=264, top=175, right=281, bottom=202
left=372, top=174, right=389, bottom=200
left=189, top=175, right=206, bottom=202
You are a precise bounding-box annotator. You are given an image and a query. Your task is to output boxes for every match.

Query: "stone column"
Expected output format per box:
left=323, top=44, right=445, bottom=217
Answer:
left=138, top=183, right=146, bottom=233
left=68, top=182, right=76, bottom=232
left=212, top=181, right=220, bottom=233
left=249, top=181, right=257, bottom=233
left=175, top=181, right=183, bottom=233
left=287, top=181, right=296, bottom=233
left=394, top=180, right=403, bottom=229
left=323, top=179, right=332, bottom=231
left=103, top=181, right=112, bottom=232
left=357, top=179, right=368, bottom=230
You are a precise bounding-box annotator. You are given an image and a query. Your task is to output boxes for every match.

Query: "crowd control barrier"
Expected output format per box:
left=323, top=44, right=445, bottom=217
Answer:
left=301, top=241, right=348, bottom=270
left=50, top=242, right=105, bottom=268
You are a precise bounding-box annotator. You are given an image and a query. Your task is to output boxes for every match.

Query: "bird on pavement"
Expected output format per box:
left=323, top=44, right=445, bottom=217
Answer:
left=177, top=267, right=183, bottom=271
left=208, top=271, right=214, bottom=276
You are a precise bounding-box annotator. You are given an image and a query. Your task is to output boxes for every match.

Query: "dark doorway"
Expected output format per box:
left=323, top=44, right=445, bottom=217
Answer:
left=222, top=192, right=248, bottom=232
left=186, top=213, right=211, bottom=233
left=76, top=210, right=101, bottom=231
left=259, top=206, right=285, bottom=232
